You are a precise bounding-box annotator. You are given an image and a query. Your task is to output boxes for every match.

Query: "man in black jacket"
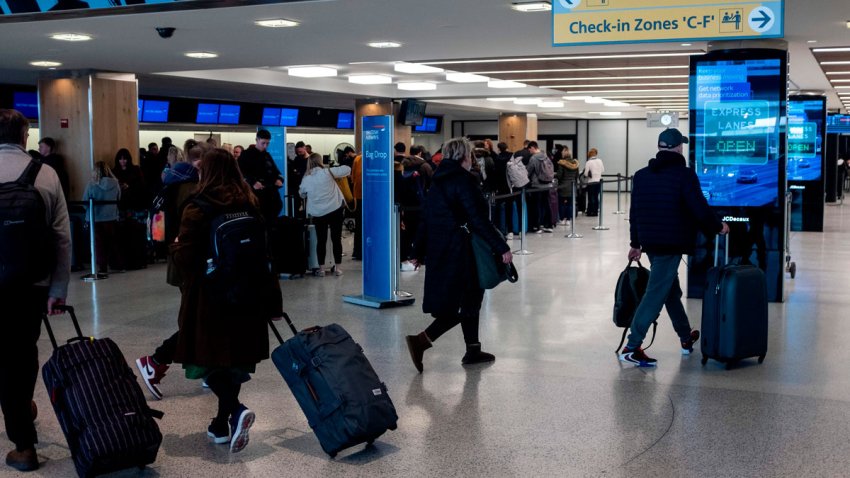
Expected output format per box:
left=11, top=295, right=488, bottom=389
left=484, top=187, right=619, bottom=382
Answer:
left=621, top=128, right=728, bottom=367
left=238, top=130, right=283, bottom=222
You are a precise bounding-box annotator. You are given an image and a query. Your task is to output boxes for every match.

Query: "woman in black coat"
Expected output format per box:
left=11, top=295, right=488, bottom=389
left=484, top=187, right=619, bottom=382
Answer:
left=405, top=138, right=512, bottom=373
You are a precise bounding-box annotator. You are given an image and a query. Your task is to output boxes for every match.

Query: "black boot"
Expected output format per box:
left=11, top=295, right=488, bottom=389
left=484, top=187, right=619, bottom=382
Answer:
left=461, top=343, right=495, bottom=365
left=405, top=332, right=432, bottom=373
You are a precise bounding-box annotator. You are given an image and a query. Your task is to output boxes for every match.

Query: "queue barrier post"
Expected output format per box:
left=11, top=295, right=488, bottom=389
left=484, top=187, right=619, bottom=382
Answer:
left=592, top=178, right=610, bottom=231
left=514, top=188, right=533, bottom=255
left=566, top=179, right=583, bottom=239
left=613, top=173, right=626, bottom=215
left=81, top=198, right=108, bottom=282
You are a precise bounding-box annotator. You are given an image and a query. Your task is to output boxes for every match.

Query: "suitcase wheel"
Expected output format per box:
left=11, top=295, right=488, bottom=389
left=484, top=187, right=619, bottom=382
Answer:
left=758, top=355, right=765, bottom=364
left=701, top=355, right=708, bottom=366
left=789, top=262, right=796, bottom=279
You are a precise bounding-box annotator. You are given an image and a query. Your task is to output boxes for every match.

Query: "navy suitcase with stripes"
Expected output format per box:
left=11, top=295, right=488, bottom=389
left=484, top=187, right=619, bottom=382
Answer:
left=42, top=306, right=163, bottom=478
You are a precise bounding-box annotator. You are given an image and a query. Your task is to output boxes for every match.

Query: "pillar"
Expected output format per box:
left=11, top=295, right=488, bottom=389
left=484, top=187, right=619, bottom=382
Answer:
left=354, top=98, right=411, bottom=153
left=499, top=113, right=527, bottom=152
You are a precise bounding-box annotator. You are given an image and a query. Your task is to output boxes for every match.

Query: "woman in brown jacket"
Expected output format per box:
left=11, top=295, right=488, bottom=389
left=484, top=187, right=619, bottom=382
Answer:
left=171, top=148, right=282, bottom=453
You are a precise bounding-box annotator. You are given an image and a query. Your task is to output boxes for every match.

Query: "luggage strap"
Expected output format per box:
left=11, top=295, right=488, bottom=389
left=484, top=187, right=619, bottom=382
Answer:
left=615, top=321, right=657, bottom=355
left=148, top=408, right=164, bottom=419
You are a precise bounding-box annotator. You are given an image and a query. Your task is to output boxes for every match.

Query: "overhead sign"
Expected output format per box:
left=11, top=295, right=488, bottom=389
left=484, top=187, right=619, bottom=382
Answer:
left=553, top=0, right=784, bottom=46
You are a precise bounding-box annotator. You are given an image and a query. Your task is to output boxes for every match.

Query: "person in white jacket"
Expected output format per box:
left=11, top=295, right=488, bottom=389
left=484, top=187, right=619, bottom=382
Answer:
left=584, top=148, right=605, bottom=216
left=299, top=153, right=351, bottom=276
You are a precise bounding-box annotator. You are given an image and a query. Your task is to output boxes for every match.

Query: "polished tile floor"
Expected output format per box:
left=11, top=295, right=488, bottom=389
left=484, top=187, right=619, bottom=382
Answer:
left=5, top=194, right=850, bottom=477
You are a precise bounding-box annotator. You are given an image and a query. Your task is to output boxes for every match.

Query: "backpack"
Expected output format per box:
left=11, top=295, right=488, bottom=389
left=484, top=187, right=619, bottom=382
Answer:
left=506, top=156, right=530, bottom=190
left=0, top=160, right=53, bottom=287
left=193, top=196, right=273, bottom=308
left=538, top=157, right=555, bottom=183
left=613, top=260, right=656, bottom=353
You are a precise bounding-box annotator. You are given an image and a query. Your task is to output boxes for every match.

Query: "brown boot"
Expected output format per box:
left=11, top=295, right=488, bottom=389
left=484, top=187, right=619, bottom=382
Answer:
left=405, top=332, right=432, bottom=373
left=6, top=448, right=38, bottom=472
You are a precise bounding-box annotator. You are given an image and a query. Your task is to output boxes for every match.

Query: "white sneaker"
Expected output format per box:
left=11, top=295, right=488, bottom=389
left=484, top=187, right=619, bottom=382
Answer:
left=535, top=229, right=544, bottom=234
left=542, top=227, right=554, bottom=233
left=558, top=219, right=567, bottom=226
left=505, top=233, right=514, bottom=240
left=400, top=261, right=416, bottom=272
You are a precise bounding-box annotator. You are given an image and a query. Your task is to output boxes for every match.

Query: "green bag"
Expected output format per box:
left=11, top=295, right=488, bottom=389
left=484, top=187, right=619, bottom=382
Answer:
left=470, top=231, right=518, bottom=290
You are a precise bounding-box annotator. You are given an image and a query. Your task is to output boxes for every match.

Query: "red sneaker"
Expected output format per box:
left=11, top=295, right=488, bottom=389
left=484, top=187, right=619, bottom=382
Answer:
left=135, top=356, right=167, bottom=400
left=619, top=346, right=658, bottom=367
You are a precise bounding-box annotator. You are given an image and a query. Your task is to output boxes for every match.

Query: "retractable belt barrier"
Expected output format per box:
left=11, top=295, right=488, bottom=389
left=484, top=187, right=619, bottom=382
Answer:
left=68, top=199, right=120, bottom=282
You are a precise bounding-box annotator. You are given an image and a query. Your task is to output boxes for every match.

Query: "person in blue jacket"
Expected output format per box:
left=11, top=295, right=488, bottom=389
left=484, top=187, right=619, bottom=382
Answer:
left=622, top=128, right=729, bottom=367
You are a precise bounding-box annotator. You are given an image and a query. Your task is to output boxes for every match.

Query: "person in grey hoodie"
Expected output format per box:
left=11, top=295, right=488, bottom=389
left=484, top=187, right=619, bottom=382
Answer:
left=83, top=161, right=122, bottom=272
left=525, top=141, right=555, bottom=233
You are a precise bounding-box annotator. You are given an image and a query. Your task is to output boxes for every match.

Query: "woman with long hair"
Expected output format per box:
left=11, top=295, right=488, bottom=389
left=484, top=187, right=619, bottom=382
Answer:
left=111, top=148, right=146, bottom=213
left=170, top=148, right=282, bottom=453
left=83, top=161, right=122, bottom=272
left=405, top=138, right=512, bottom=372
left=299, top=152, right=351, bottom=276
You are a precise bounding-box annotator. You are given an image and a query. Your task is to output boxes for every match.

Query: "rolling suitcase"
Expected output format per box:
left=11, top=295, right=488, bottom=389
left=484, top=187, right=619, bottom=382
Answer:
left=269, top=314, right=398, bottom=458
left=115, top=217, right=148, bottom=270
left=701, top=234, right=768, bottom=369
left=42, top=306, right=163, bottom=478
left=270, top=216, right=308, bottom=276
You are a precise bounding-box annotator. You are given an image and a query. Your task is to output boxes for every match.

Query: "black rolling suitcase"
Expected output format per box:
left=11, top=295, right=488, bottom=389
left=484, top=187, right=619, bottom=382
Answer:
left=270, top=216, right=308, bottom=276
left=116, top=217, right=148, bottom=270
left=701, top=234, right=768, bottom=369
left=42, top=306, right=163, bottom=477
left=269, top=314, right=398, bottom=458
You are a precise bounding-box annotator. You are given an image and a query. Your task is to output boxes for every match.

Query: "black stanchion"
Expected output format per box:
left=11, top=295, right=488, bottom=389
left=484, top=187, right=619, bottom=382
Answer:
left=566, top=179, right=582, bottom=239
left=613, top=173, right=626, bottom=215
left=592, top=178, right=609, bottom=231
left=81, top=198, right=108, bottom=281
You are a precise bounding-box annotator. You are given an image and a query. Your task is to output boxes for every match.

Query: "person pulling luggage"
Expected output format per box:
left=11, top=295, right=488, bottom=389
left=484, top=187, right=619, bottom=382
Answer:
left=621, top=128, right=728, bottom=367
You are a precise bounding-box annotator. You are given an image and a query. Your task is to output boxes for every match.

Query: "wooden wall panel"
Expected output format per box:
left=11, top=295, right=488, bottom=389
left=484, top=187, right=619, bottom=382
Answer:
left=355, top=100, right=392, bottom=153
left=499, top=113, right=527, bottom=152
left=38, top=78, right=91, bottom=201
left=91, top=78, right=139, bottom=168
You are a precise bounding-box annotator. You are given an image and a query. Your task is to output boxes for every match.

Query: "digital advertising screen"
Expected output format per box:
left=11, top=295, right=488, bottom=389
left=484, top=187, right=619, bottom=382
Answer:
left=280, top=108, right=299, bottom=127
left=415, top=116, right=439, bottom=133
left=196, top=103, right=219, bottom=124
left=261, top=107, right=281, bottom=126
left=787, top=97, right=825, bottom=182
left=827, top=114, right=850, bottom=133
left=690, top=54, right=785, bottom=208
left=336, top=111, right=354, bottom=129
left=142, top=100, right=169, bottom=123
left=13, top=92, right=38, bottom=119
left=218, top=104, right=240, bottom=125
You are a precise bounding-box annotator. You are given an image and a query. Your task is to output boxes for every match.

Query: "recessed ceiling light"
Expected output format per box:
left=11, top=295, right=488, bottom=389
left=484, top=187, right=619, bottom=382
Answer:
left=288, top=66, right=337, bottom=77
left=368, top=41, right=402, bottom=48
left=30, top=60, right=62, bottom=67
left=348, top=74, right=393, bottom=85
left=826, top=71, right=850, bottom=75
left=423, top=52, right=698, bottom=66
left=813, top=47, right=850, bottom=53
left=446, top=72, right=489, bottom=83
left=475, top=65, right=690, bottom=75
left=846, top=20, right=850, bottom=29
left=185, top=52, right=218, bottom=59
left=538, top=101, right=564, bottom=108
left=836, top=85, right=850, bottom=89
left=563, top=96, right=590, bottom=101
left=397, top=82, right=436, bottom=91
left=603, top=100, right=631, bottom=107
left=488, top=80, right=526, bottom=89
left=681, top=43, right=692, bottom=46
left=584, top=97, right=608, bottom=103
left=807, top=40, right=818, bottom=44
left=394, top=63, right=443, bottom=74
left=594, top=112, right=623, bottom=116
left=831, top=79, right=850, bottom=83
left=50, top=33, right=92, bottom=42
left=254, top=18, right=299, bottom=28
left=487, top=97, right=517, bottom=102
left=820, top=61, right=850, bottom=65
left=511, top=1, right=551, bottom=12
left=514, top=98, right=541, bottom=105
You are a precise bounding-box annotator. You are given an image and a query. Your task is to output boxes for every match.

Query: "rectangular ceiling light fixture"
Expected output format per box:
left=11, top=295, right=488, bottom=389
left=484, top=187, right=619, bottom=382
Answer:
left=488, top=80, right=527, bottom=88
left=513, top=98, right=542, bottom=105
left=397, top=82, right=437, bottom=91
left=348, top=74, right=393, bottom=85
left=812, top=47, right=850, bottom=53
left=547, top=82, right=689, bottom=89
left=538, top=101, right=565, bottom=108
left=511, top=1, right=551, bottom=12
left=487, top=97, right=517, bottom=101
left=394, top=63, right=444, bottom=74
left=446, top=72, right=489, bottom=83
left=475, top=65, right=690, bottom=75
left=288, top=66, right=338, bottom=77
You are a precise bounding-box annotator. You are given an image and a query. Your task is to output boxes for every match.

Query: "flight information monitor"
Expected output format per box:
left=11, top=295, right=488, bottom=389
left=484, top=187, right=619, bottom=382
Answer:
left=690, top=54, right=784, bottom=207
left=787, top=97, right=825, bottom=182
left=196, top=103, right=219, bottom=124
left=13, top=92, right=38, bottom=119
left=218, top=104, right=240, bottom=125
left=142, top=100, right=169, bottom=123
left=827, top=114, right=850, bottom=133
left=280, top=108, right=298, bottom=127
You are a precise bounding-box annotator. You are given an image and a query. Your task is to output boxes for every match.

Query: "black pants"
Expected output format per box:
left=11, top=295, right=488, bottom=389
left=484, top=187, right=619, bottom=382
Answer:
left=497, top=195, right=522, bottom=234
left=424, top=287, right=485, bottom=344
left=587, top=182, right=601, bottom=215
left=352, top=206, right=362, bottom=259
left=152, top=331, right=179, bottom=365
left=313, top=206, right=345, bottom=266
left=400, top=210, right=420, bottom=261
left=94, top=221, right=122, bottom=272
left=0, top=286, right=47, bottom=450
left=525, top=189, right=540, bottom=231
left=205, top=370, right=242, bottom=422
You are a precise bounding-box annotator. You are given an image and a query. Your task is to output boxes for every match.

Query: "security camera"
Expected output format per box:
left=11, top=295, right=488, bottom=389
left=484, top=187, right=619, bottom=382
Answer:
left=156, top=27, right=176, bottom=39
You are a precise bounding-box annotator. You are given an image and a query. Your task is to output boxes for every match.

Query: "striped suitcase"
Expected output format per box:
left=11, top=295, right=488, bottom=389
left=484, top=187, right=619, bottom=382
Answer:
left=42, top=306, right=163, bottom=478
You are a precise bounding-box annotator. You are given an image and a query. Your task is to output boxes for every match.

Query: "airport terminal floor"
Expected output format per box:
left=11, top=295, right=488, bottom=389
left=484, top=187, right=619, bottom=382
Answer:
left=4, top=193, right=850, bottom=477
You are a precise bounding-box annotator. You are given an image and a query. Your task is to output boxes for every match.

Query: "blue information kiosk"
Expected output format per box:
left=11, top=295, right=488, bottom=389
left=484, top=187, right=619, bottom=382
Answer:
left=343, top=115, right=415, bottom=308
left=686, top=48, right=788, bottom=303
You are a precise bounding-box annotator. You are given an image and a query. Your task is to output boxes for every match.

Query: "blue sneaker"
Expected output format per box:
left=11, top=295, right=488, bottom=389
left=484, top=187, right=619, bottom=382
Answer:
left=228, top=404, right=255, bottom=453
left=681, top=330, right=700, bottom=355
left=207, top=417, right=229, bottom=444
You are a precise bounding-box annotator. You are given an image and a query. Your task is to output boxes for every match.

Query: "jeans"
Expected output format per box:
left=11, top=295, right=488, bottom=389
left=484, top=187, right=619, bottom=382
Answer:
left=558, top=195, right=573, bottom=221
left=626, top=254, right=693, bottom=349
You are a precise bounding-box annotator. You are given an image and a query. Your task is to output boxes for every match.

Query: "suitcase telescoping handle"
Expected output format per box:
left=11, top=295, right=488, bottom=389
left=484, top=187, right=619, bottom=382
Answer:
left=42, top=305, right=88, bottom=351
left=268, top=312, right=298, bottom=345
left=714, top=232, right=730, bottom=267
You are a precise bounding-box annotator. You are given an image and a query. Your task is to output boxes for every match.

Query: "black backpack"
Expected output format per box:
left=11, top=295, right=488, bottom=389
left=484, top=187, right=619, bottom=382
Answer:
left=613, top=260, right=656, bottom=353
left=0, top=160, right=52, bottom=287
left=193, top=196, right=273, bottom=308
